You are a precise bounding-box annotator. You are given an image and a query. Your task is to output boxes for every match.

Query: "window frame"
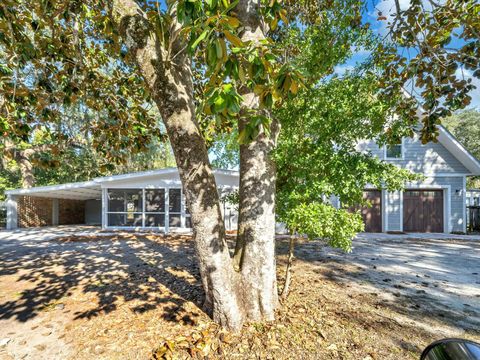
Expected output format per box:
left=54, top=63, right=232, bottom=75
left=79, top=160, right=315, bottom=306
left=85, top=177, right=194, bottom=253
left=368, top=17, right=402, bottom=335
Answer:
left=144, top=188, right=166, bottom=228
left=106, top=189, right=144, bottom=227
left=105, top=187, right=192, bottom=230
left=384, top=138, right=404, bottom=160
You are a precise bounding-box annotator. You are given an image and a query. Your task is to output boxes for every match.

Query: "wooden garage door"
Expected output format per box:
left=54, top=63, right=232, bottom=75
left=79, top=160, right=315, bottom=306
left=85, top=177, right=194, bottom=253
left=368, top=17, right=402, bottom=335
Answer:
left=403, top=190, right=444, bottom=232
left=350, top=190, right=382, bottom=233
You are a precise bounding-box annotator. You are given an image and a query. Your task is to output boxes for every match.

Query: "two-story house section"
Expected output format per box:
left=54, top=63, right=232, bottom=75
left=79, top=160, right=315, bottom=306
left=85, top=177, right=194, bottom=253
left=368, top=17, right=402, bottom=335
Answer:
left=354, top=126, right=480, bottom=233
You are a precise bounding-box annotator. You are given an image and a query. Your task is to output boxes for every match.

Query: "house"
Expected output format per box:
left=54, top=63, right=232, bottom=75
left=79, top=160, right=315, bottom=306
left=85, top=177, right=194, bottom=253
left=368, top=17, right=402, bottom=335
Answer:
left=352, top=125, right=480, bottom=233
left=4, top=168, right=239, bottom=232
left=4, top=124, right=480, bottom=234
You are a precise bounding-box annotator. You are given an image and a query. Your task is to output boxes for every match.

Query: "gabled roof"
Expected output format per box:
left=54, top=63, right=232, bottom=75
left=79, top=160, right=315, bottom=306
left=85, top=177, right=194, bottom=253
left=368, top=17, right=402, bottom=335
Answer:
left=404, top=89, right=480, bottom=175
left=437, top=125, right=480, bottom=175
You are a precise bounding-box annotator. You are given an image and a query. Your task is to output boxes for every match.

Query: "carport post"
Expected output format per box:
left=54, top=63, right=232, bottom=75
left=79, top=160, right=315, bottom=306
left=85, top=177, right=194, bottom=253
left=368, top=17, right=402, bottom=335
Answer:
left=6, top=194, right=18, bottom=230
left=52, top=199, right=59, bottom=226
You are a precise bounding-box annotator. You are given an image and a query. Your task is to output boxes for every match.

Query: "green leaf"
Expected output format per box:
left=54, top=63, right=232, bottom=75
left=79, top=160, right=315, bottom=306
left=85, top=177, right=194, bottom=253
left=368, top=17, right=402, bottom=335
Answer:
left=191, top=29, right=209, bottom=50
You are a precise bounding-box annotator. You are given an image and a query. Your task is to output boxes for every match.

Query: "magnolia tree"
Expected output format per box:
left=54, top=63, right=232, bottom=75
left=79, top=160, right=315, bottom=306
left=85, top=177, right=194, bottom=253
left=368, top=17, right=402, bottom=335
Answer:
left=0, top=0, right=478, bottom=330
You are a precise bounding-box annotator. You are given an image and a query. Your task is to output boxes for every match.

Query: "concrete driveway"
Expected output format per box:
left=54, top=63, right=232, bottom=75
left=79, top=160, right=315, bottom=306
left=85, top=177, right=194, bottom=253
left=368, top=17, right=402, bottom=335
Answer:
left=296, top=232, right=480, bottom=333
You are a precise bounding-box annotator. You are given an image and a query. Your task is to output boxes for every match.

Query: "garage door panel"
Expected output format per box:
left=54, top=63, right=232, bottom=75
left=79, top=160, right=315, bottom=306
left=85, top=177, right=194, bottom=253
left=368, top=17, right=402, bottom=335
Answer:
left=349, top=190, right=382, bottom=233
left=403, top=190, right=444, bottom=233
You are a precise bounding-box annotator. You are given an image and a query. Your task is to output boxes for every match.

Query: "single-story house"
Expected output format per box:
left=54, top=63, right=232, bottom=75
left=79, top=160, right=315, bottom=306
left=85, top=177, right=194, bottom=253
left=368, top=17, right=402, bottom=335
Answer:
left=4, top=168, right=239, bottom=232
left=351, top=125, right=480, bottom=233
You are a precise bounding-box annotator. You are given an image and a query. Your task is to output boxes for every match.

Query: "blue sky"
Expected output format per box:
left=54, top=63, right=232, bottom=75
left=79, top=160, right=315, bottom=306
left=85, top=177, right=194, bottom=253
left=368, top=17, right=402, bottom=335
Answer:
left=334, top=0, right=480, bottom=109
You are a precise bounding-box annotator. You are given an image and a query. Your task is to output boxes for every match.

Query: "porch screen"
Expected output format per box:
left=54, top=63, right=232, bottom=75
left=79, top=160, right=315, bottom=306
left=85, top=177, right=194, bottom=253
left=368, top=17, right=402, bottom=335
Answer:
left=107, top=188, right=188, bottom=228
left=145, top=189, right=165, bottom=227
left=107, top=189, right=143, bottom=226
left=169, top=189, right=181, bottom=228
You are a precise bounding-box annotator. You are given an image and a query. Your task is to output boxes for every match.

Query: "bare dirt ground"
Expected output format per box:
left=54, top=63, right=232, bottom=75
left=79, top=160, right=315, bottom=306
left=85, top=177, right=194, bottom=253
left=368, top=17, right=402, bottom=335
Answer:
left=0, top=228, right=478, bottom=359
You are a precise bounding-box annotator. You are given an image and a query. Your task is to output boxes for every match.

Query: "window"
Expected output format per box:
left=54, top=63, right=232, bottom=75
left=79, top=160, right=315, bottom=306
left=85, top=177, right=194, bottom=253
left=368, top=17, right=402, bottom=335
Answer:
left=385, top=140, right=403, bottom=159
left=145, top=189, right=165, bottom=227
left=106, top=187, right=188, bottom=229
left=107, top=189, right=143, bottom=227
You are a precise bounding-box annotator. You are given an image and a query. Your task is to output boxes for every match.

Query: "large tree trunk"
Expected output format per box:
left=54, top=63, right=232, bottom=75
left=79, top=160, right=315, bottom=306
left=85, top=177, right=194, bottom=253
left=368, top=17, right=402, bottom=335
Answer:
left=111, top=0, right=245, bottom=330
left=112, top=0, right=280, bottom=330
left=236, top=117, right=279, bottom=320
left=16, top=151, right=35, bottom=188
left=234, top=1, right=280, bottom=321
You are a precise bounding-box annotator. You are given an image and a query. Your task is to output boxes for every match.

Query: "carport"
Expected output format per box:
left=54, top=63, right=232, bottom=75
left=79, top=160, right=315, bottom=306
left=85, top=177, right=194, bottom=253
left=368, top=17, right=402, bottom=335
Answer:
left=5, top=181, right=102, bottom=230
left=4, top=168, right=239, bottom=232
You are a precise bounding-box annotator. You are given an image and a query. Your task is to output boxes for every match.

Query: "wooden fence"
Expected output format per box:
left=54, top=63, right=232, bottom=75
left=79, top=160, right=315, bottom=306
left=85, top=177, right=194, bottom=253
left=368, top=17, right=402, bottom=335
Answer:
left=467, top=206, right=480, bottom=232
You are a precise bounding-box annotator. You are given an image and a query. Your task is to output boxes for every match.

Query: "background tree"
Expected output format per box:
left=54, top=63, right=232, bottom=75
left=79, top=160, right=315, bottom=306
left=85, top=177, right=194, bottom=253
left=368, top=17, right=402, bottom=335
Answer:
left=371, top=0, right=480, bottom=142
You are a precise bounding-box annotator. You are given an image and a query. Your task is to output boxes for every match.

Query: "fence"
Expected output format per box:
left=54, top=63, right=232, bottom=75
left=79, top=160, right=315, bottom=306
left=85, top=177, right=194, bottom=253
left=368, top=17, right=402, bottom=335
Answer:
left=467, top=206, right=480, bottom=232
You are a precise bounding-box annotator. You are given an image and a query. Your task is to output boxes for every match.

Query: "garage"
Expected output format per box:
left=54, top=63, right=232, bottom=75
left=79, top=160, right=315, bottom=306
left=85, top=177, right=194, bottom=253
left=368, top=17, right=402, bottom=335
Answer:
left=403, top=190, right=444, bottom=232
left=350, top=190, right=382, bottom=233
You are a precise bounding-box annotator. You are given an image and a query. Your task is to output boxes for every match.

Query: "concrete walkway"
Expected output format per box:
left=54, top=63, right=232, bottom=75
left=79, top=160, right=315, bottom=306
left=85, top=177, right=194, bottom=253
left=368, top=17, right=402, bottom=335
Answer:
left=356, top=232, right=480, bottom=241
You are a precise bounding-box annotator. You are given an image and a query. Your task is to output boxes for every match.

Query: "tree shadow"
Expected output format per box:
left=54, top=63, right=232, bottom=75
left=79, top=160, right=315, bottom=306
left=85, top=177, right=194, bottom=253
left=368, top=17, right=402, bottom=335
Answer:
left=0, top=232, right=204, bottom=326
left=276, top=235, right=480, bottom=333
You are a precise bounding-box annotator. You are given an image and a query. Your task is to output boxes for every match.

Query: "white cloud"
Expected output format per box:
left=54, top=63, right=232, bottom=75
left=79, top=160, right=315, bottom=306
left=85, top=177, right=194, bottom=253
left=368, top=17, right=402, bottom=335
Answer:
left=370, top=0, right=437, bottom=36
left=333, top=65, right=354, bottom=76
left=370, top=0, right=412, bottom=36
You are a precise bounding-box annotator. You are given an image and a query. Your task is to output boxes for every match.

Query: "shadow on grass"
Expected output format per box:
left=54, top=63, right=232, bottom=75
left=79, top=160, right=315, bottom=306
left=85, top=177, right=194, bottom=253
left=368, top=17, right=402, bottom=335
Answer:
left=0, top=233, right=203, bottom=325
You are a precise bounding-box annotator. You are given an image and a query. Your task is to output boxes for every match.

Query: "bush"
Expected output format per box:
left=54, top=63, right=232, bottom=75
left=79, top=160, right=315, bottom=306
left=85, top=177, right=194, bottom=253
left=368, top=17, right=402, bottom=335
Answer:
left=283, top=202, right=364, bottom=252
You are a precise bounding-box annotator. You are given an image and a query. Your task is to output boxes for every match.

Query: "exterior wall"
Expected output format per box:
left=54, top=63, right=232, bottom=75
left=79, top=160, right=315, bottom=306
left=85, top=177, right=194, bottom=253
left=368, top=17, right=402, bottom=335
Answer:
left=85, top=200, right=102, bottom=225
left=17, top=196, right=54, bottom=228
left=386, top=190, right=402, bottom=231
left=356, top=135, right=470, bottom=233
left=357, top=135, right=469, bottom=174
left=58, top=199, right=85, bottom=225
left=16, top=196, right=86, bottom=228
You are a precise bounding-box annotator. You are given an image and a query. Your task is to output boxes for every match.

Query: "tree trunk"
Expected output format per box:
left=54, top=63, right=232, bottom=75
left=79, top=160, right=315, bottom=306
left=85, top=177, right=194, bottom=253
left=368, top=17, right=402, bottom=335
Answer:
left=236, top=118, right=279, bottom=320
left=234, top=0, right=279, bottom=321
left=3, top=140, right=36, bottom=188
left=111, top=0, right=246, bottom=330
left=16, top=151, right=35, bottom=188
left=281, top=231, right=296, bottom=299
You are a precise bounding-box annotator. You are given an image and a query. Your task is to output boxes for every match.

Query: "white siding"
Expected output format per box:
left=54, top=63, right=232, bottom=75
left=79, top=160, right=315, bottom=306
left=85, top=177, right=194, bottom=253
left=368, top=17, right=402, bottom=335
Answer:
left=357, top=135, right=469, bottom=174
